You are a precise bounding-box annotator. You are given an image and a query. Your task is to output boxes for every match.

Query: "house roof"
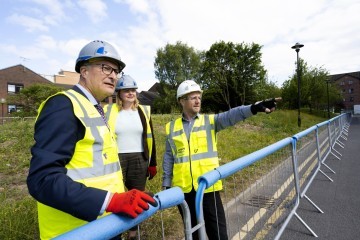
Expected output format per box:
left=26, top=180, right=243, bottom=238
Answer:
left=148, top=82, right=161, bottom=92
left=0, top=64, right=53, bottom=84
left=138, top=91, right=159, bottom=106
left=329, top=71, right=360, bottom=82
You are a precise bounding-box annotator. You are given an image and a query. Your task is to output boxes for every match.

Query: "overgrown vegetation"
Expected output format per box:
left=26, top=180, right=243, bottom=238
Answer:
left=6, top=84, right=64, bottom=117
left=0, top=111, right=326, bottom=239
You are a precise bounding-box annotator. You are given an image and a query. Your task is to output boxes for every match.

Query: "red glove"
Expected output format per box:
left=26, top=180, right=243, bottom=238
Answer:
left=147, top=166, right=157, bottom=180
left=106, top=189, right=158, bottom=218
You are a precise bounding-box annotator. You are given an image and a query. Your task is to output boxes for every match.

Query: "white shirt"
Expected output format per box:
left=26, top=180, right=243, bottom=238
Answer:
left=115, top=109, right=144, bottom=153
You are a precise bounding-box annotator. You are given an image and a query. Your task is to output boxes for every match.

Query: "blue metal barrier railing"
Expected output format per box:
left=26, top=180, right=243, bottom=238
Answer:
left=54, top=187, right=185, bottom=240
left=195, top=137, right=297, bottom=240
left=53, top=113, right=351, bottom=240
left=194, top=113, right=350, bottom=240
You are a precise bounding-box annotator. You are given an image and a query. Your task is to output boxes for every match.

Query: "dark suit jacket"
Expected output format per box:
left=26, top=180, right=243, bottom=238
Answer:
left=27, top=86, right=108, bottom=222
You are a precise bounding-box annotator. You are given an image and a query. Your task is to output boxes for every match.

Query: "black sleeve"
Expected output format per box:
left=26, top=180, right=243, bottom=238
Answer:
left=149, top=117, right=157, bottom=167
left=27, top=95, right=107, bottom=222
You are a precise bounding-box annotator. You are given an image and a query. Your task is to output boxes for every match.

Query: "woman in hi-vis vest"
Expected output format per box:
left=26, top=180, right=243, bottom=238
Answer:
left=105, top=75, right=157, bottom=240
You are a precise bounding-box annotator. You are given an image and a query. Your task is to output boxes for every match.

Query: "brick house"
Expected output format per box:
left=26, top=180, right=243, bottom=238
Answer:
left=0, top=64, right=52, bottom=117
left=0, top=65, right=159, bottom=118
left=329, top=71, right=360, bottom=111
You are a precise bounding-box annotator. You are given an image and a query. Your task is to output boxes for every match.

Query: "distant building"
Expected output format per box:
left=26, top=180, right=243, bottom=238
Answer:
left=0, top=64, right=160, bottom=117
left=0, top=64, right=52, bottom=116
left=329, top=71, right=360, bottom=111
left=54, top=70, right=79, bottom=85
left=138, top=82, right=160, bottom=107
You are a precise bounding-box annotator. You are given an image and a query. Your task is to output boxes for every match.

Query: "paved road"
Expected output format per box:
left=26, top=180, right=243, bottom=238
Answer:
left=280, top=115, right=360, bottom=240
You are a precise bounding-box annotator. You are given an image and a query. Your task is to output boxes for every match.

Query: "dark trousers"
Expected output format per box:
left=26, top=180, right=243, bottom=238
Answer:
left=119, top=152, right=148, bottom=232
left=178, top=189, right=228, bottom=240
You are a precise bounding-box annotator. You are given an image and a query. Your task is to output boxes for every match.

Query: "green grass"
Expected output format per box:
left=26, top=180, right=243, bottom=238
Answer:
left=0, top=110, right=326, bottom=239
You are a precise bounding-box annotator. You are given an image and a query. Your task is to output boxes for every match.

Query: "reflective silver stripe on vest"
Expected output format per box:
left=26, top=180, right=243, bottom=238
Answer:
left=65, top=91, right=120, bottom=180
left=168, top=115, right=218, bottom=164
left=105, top=104, right=113, bottom=120
left=141, top=105, right=150, bottom=120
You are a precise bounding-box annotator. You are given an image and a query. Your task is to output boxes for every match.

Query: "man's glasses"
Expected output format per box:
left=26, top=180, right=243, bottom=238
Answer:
left=183, top=96, right=202, bottom=101
left=91, top=63, right=123, bottom=78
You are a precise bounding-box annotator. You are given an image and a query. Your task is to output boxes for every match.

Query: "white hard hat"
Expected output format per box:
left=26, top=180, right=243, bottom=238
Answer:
left=116, top=74, right=138, bottom=91
left=75, top=40, right=126, bottom=73
left=177, top=80, right=202, bottom=100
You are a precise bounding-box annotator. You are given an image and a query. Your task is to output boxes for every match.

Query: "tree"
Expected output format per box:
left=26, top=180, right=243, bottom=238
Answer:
left=6, top=83, right=64, bottom=117
left=201, top=41, right=269, bottom=110
left=282, top=60, right=341, bottom=113
left=154, top=41, right=202, bottom=113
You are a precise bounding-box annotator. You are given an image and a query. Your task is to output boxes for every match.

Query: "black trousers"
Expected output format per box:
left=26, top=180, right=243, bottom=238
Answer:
left=119, top=152, right=148, bottom=232
left=178, top=188, right=228, bottom=240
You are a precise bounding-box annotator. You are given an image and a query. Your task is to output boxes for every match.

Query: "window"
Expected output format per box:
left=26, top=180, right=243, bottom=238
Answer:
left=7, top=105, right=23, bottom=114
left=349, top=88, right=354, bottom=93
left=348, top=80, right=353, bottom=85
left=350, top=97, right=354, bottom=102
left=8, top=105, right=17, bottom=113
left=8, top=84, right=24, bottom=94
left=340, top=81, right=345, bottom=86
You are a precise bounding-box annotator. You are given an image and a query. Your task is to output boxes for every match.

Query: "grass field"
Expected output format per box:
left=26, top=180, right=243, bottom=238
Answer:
left=0, top=110, right=327, bottom=239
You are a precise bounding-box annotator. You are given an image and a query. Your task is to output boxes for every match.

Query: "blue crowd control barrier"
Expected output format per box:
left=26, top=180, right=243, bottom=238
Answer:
left=292, top=125, right=317, bottom=140
left=198, top=137, right=294, bottom=190
left=195, top=137, right=295, bottom=240
left=54, top=187, right=184, bottom=240
left=316, top=119, right=329, bottom=128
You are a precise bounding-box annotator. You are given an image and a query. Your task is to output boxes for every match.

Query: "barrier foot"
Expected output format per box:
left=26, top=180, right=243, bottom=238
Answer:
left=319, top=169, right=334, bottom=182
left=294, top=212, right=318, bottom=238
left=332, top=146, right=343, bottom=155
left=304, top=195, right=324, bottom=213
left=321, top=162, right=336, bottom=174
left=330, top=151, right=341, bottom=160
left=335, top=140, right=345, bottom=148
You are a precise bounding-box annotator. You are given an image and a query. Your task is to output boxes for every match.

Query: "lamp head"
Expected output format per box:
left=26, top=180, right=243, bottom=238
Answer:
left=291, top=42, right=304, bottom=50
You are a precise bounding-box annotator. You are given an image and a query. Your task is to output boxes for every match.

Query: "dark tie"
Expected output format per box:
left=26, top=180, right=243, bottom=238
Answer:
left=94, top=104, right=109, bottom=128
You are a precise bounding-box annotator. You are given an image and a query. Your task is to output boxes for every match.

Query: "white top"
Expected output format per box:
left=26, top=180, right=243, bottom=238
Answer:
left=115, top=109, right=144, bottom=153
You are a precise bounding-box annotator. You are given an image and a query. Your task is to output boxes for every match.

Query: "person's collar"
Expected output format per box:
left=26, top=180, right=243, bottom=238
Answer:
left=182, top=112, right=200, bottom=121
left=76, top=84, right=98, bottom=105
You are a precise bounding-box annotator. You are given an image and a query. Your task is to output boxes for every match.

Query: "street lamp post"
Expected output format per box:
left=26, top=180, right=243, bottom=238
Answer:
left=291, top=42, right=304, bottom=127
left=1, top=98, right=6, bottom=125
left=326, top=80, right=330, bottom=119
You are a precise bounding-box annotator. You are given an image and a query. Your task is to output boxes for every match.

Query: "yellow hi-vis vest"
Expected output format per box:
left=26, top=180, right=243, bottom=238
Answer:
left=166, top=114, right=222, bottom=193
left=36, top=90, right=124, bottom=240
left=105, top=104, right=153, bottom=162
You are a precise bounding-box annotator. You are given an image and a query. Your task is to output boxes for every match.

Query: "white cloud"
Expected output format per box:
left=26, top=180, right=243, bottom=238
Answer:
left=77, top=0, right=108, bottom=23
left=31, top=0, right=67, bottom=25
left=7, top=14, right=48, bottom=32
left=35, top=35, right=58, bottom=49
left=2, top=0, right=360, bottom=91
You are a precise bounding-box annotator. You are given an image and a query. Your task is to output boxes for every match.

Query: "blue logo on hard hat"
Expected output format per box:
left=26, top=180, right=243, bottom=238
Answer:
left=96, top=47, right=107, bottom=55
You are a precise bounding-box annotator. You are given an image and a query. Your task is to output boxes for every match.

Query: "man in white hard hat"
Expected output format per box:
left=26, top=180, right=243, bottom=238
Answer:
left=27, top=40, right=157, bottom=239
left=162, top=79, right=279, bottom=240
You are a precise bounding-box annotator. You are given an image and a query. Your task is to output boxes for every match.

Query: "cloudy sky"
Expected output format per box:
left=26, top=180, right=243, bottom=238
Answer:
left=1, top=0, right=360, bottom=91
